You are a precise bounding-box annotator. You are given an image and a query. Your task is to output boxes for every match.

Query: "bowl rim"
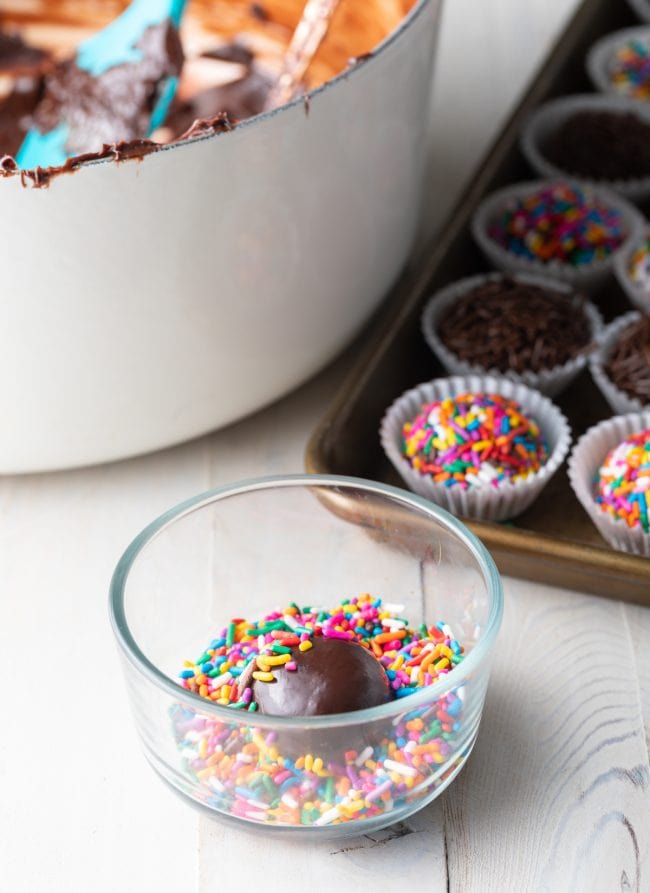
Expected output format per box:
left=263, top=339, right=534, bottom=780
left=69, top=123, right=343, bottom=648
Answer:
left=17, top=0, right=433, bottom=180
left=109, top=473, right=504, bottom=728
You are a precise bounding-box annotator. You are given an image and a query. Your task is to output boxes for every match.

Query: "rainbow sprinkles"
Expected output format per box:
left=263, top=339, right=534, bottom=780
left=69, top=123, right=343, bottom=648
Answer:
left=172, top=594, right=468, bottom=828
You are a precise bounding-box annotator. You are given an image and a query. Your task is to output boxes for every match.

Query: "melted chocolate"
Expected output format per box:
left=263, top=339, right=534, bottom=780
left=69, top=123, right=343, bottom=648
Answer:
left=348, top=51, right=374, bottom=67
left=0, top=79, right=43, bottom=157
left=0, top=31, right=50, bottom=75
left=176, top=113, right=233, bottom=141
left=0, top=0, right=370, bottom=182
left=0, top=24, right=270, bottom=184
left=165, top=43, right=271, bottom=132
left=251, top=637, right=392, bottom=717
left=166, top=71, right=270, bottom=132
left=249, top=3, right=271, bottom=23
left=201, top=42, right=255, bottom=67
left=16, top=138, right=159, bottom=188
left=32, top=21, right=183, bottom=158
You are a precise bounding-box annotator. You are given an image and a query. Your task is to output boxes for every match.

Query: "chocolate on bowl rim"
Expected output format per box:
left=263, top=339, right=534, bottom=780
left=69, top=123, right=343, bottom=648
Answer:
left=0, top=0, right=433, bottom=187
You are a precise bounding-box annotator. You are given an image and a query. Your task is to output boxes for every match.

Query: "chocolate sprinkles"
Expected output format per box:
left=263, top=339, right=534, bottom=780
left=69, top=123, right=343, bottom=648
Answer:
left=437, top=277, right=593, bottom=374
left=605, top=316, right=650, bottom=402
left=543, top=110, right=650, bottom=182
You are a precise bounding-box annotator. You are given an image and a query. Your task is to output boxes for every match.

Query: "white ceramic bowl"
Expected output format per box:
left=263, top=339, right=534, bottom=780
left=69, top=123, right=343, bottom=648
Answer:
left=0, top=0, right=443, bottom=472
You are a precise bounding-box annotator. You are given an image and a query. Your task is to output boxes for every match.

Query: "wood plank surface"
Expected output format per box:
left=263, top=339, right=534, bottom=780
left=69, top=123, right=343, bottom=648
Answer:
left=624, top=604, right=650, bottom=756
left=198, top=578, right=650, bottom=893
left=5, top=1, right=650, bottom=892
left=444, top=580, right=650, bottom=892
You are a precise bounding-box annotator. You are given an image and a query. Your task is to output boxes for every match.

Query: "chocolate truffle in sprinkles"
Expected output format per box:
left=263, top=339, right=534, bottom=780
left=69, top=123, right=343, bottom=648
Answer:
left=608, top=39, right=650, bottom=101
left=251, top=636, right=392, bottom=716
left=401, top=393, right=549, bottom=489
left=173, top=596, right=467, bottom=828
left=595, top=429, right=650, bottom=533
left=605, top=315, right=650, bottom=405
left=179, top=595, right=463, bottom=709
left=488, top=183, right=624, bottom=267
left=436, top=277, right=593, bottom=374
left=629, top=237, right=650, bottom=297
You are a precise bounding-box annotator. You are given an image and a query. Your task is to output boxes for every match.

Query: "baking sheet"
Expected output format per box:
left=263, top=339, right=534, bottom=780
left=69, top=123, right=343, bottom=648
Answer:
left=305, top=0, right=650, bottom=605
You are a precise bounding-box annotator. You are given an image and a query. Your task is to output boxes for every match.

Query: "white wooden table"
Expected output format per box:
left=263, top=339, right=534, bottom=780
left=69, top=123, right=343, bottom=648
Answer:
left=2, top=1, right=649, bottom=890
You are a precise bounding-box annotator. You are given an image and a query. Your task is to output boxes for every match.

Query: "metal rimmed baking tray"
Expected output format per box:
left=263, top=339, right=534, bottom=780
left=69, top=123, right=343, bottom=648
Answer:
left=305, top=0, right=650, bottom=606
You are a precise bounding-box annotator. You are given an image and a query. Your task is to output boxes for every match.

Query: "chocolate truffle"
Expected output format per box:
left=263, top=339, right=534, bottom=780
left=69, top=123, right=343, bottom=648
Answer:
left=436, top=277, right=592, bottom=374
left=543, top=110, right=650, bottom=182
left=628, top=237, right=650, bottom=300
left=251, top=637, right=392, bottom=717
left=605, top=316, right=650, bottom=404
left=486, top=182, right=624, bottom=267
left=401, top=392, right=549, bottom=489
left=595, top=428, right=650, bottom=533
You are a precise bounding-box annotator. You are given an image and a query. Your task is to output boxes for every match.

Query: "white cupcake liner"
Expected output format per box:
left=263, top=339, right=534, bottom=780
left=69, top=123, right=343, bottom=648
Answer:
left=421, top=272, right=603, bottom=399
left=627, top=0, right=650, bottom=23
left=613, top=228, right=650, bottom=313
left=520, top=94, right=650, bottom=204
left=589, top=310, right=650, bottom=414
left=379, top=374, right=572, bottom=522
left=568, top=410, right=650, bottom=556
left=471, top=179, right=645, bottom=293
left=586, top=26, right=650, bottom=102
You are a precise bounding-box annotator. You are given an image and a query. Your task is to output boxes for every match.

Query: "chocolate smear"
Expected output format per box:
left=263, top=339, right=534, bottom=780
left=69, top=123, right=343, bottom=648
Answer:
left=30, top=21, right=183, bottom=158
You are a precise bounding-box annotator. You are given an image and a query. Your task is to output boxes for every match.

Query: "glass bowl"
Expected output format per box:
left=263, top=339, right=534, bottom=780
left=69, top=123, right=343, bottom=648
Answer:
left=109, top=475, right=503, bottom=838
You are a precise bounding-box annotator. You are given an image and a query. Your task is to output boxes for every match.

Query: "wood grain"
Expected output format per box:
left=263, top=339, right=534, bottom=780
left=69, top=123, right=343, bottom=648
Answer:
left=6, top=2, right=650, bottom=892
left=199, top=800, right=448, bottom=891
left=442, top=579, right=650, bottom=892
left=0, top=440, right=208, bottom=890
left=624, top=604, right=650, bottom=758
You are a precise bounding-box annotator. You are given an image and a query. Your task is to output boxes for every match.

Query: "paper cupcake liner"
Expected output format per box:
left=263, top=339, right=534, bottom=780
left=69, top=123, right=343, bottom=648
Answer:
left=613, top=228, right=650, bottom=313
left=586, top=26, right=650, bottom=101
left=471, top=179, right=645, bottom=293
left=379, top=374, right=572, bottom=522
left=627, top=0, right=650, bottom=23
left=568, top=411, right=650, bottom=556
left=589, top=310, right=649, bottom=415
left=421, top=272, right=603, bottom=398
left=520, top=94, right=650, bottom=204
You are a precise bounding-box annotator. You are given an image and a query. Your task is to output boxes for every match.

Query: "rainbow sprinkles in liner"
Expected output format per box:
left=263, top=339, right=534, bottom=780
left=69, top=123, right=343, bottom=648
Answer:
left=629, top=238, right=650, bottom=296
left=595, top=429, right=650, bottom=533
left=609, top=39, right=650, bottom=101
left=401, top=393, right=549, bottom=489
left=488, top=183, right=624, bottom=266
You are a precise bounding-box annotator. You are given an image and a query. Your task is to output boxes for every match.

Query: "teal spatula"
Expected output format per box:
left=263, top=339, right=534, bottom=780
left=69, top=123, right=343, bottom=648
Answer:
left=16, top=0, right=188, bottom=169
